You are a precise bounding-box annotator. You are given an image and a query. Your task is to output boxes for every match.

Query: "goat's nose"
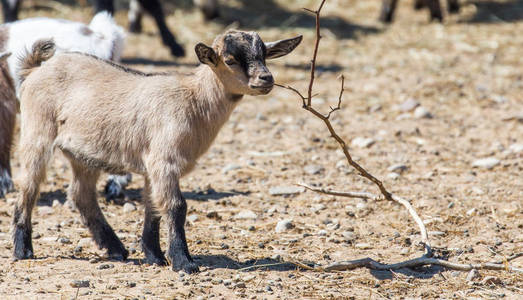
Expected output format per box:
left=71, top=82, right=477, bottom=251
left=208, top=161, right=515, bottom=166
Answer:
left=259, top=73, right=274, bottom=84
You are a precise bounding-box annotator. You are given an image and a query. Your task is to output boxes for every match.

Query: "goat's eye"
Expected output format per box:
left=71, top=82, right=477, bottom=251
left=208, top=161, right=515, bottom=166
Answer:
left=225, top=59, right=237, bottom=66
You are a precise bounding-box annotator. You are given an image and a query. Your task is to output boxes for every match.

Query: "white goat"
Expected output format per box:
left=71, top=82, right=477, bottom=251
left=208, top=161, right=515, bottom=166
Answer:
left=13, top=30, right=301, bottom=273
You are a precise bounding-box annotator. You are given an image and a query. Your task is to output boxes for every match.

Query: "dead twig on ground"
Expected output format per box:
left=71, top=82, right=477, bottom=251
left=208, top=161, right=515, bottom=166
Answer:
left=277, top=0, right=522, bottom=274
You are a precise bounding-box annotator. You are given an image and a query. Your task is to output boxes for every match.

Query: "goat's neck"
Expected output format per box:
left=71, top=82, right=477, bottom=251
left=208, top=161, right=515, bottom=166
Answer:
left=190, top=65, right=242, bottom=121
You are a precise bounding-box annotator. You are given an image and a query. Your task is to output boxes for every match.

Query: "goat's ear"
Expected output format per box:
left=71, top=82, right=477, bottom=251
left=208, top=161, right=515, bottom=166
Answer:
left=195, top=43, right=218, bottom=67
left=265, top=35, right=302, bottom=60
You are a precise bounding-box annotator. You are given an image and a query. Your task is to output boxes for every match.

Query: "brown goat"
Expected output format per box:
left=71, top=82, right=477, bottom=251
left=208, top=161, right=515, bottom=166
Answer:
left=13, top=30, right=302, bottom=273
left=0, top=52, right=16, bottom=198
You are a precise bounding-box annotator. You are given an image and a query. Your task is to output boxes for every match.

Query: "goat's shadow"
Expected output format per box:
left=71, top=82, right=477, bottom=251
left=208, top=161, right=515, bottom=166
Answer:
left=123, top=188, right=248, bottom=202
left=36, top=187, right=244, bottom=207
left=463, top=0, right=523, bottom=23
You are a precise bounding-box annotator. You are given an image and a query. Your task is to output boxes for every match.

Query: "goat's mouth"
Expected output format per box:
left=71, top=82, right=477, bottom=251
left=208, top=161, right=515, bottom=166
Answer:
left=249, top=84, right=274, bottom=94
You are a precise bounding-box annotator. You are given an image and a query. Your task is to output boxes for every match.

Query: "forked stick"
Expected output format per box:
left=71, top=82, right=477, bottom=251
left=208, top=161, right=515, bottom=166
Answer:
left=276, top=0, right=523, bottom=274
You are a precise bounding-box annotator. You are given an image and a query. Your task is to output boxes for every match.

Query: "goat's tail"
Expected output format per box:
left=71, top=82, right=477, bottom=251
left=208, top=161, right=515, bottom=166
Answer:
left=18, top=39, right=56, bottom=84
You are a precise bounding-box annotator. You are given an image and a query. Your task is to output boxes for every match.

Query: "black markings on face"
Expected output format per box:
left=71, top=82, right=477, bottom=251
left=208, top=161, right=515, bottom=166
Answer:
left=222, top=32, right=267, bottom=77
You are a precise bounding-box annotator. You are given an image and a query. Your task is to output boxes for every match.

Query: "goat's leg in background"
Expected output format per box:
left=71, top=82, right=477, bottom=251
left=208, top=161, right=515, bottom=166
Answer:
left=414, top=0, right=425, bottom=10
left=136, top=0, right=185, bottom=57
left=128, top=0, right=143, bottom=33
left=447, top=0, right=460, bottom=13
left=425, top=0, right=443, bottom=21
left=379, top=0, right=398, bottom=23
left=0, top=56, right=16, bottom=198
left=1, top=0, right=21, bottom=22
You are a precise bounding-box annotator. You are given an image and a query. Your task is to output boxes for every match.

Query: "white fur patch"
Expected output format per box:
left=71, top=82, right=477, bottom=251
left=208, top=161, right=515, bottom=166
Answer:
left=6, top=12, right=125, bottom=96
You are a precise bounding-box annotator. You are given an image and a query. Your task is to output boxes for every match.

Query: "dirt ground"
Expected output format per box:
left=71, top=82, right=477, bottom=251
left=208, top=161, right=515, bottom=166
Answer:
left=0, top=0, right=522, bottom=299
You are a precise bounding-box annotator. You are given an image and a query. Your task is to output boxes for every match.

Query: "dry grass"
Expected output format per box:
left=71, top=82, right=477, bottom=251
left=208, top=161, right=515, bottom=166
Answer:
left=0, top=0, right=522, bottom=299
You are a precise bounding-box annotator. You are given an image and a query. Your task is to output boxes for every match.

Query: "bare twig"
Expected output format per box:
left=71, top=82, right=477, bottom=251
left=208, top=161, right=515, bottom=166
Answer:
left=321, top=256, right=523, bottom=273
left=298, top=183, right=380, bottom=201
left=277, top=0, right=430, bottom=255
left=277, top=0, right=523, bottom=275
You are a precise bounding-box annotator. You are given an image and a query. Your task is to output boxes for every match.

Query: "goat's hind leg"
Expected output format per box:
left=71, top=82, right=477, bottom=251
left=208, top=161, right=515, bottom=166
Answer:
left=66, top=157, right=128, bottom=260
left=141, top=177, right=167, bottom=265
left=12, top=129, right=53, bottom=260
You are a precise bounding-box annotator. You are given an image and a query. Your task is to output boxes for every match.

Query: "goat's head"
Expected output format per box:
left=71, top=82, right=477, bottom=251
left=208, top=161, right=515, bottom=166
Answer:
left=195, top=30, right=302, bottom=96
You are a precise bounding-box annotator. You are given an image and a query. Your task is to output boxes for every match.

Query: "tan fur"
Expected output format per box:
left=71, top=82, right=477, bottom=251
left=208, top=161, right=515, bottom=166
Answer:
left=14, top=31, right=301, bottom=267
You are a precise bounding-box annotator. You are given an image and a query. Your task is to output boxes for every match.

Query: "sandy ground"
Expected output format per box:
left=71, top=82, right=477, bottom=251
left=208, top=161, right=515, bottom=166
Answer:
left=0, top=0, right=522, bottom=299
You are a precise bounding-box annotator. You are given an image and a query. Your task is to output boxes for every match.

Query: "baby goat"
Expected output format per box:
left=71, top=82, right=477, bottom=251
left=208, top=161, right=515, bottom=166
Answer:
left=13, top=30, right=302, bottom=273
left=0, top=12, right=125, bottom=198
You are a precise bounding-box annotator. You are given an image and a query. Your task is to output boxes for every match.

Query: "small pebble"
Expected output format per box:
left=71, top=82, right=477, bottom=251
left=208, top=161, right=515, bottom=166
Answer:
left=222, top=163, right=241, bottom=174
left=77, top=238, right=92, bottom=248
left=269, top=186, right=304, bottom=196
left=70, top=280, right=90, bottom=288
left=38, top=206, right=54, bottom=216
left=123, top=202, right=136, bottom=213
left=351, top=137, right=375, bottom=148
left=97, top=263, right=114, bottom=270
left=187, top=214, right=199, bottom=223
left=304, top=165, right=324, bottom=175
left=388, top=164, right=408, bottom=174
left=275, top=219, right=294, bottom=233
left=317, top=230, right=328, bottom=237
left=234, top=210, right=257, bottom=220
left=472, top=157, right=500, bottom=169
left=58, top=237, right=71, bottom=244
left=387, top=172, right=400, bottom=180
left=414, top=106, right=432, bottom=119
left=355, top=243, right=372, bottom=250
left=398, top=98, right=420, bottom=112
left=466, top=208, right=477, bottom=216
left=466, top=269, right=480, bottom=281
left=341, top=231, right=355, bottom=242
left=52, top=200, right=62, bottom=208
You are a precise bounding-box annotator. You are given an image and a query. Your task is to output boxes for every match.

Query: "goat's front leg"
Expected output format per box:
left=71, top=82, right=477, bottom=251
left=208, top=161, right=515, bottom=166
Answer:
left=148, top=165, right=198, bottom=273
left=141, top=177, right=167, bottom=266
left=166, top=183, right=198, bottom=273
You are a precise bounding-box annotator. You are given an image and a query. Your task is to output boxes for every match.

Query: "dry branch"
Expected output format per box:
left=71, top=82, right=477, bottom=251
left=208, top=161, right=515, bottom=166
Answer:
left=277, top=0, right=522, bottom=274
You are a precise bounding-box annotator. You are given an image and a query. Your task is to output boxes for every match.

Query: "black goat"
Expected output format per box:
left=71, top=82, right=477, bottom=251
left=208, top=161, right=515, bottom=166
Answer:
left=380, top=0, right=460, bottom=23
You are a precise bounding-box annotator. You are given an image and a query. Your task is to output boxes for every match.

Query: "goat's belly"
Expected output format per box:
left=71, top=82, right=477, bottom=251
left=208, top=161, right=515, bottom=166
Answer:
left=54, top=137, right=145, bottom=174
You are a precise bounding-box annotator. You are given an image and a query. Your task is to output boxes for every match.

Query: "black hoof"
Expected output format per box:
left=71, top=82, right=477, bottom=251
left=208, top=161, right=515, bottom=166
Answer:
left=170, top=253, right=199, bottom=273
left=106, top=247, right=129, bottom=261
left=13, top=226, right=34, bottom=260
left=143, top=254, right=168, bottom=266
left=129, top=21, right=142, bottom=33
left=169, top=43, right=185, bottom=58
left=0, top=169, right=14, bottom=198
